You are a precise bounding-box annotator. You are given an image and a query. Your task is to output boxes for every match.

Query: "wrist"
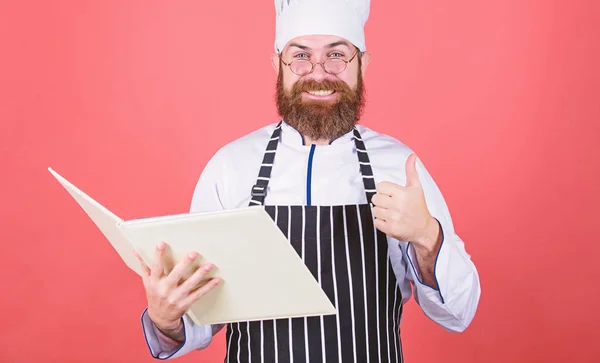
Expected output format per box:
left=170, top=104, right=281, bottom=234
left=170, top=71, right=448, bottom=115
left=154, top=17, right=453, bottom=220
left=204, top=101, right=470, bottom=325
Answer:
left=157, top=318, right=182, bottom=330
left=148, top=309, right=181, bottom=331
left=413, top=216, right=441, bottom=255
left=155, top=318, right=185, bottom=343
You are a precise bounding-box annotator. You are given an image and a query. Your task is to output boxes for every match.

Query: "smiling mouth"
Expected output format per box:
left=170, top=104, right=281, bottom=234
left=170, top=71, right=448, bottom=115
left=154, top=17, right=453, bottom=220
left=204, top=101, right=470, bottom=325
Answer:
left=305, top=90, right=335, bottom=96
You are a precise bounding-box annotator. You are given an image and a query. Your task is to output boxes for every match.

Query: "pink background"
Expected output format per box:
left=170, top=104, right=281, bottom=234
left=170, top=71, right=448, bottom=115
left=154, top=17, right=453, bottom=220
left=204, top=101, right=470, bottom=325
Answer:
left=1, top=0, right=599, bottom=362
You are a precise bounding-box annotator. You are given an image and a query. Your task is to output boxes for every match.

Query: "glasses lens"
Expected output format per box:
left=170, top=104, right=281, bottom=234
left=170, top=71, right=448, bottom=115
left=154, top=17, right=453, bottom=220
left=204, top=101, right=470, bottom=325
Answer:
left=324, top=59, right=346, bottom=74
left=290, top=60, right=312, bottom=75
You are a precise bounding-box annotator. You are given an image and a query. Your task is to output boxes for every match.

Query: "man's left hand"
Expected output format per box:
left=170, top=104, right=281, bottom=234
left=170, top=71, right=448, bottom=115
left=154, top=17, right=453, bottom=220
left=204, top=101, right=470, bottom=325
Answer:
left=372, top=153, right=440, bottom=254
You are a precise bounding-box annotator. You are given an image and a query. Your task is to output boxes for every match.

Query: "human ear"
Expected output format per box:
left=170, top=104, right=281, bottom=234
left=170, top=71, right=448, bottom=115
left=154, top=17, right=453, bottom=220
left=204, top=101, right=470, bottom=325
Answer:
left=360, top=52, right=371, bottom=75
left=270, top=54, right=280, bottom=73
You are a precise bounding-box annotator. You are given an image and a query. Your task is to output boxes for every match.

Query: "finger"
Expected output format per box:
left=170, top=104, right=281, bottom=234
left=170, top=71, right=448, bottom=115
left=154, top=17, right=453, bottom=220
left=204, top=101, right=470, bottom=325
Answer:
left=374, top=205, right=403, bottom=225
left=371, top=193, right=394, bottom=209
left=372, top=205, right=388, bottom=221
left=165, top=251, right=200, bottom=287
left=374, top=218, right=391, bottom=235
left=133, top=249, right=151, bottom=277
left=151, top=242, right=166, bottom=280
left=180, top=277, right=222, bottom=307
left=405, top=153, right=421, bottom=187
left=176, top=263, right=215, bottom=295
left=376, top=181, right=401, bottom=197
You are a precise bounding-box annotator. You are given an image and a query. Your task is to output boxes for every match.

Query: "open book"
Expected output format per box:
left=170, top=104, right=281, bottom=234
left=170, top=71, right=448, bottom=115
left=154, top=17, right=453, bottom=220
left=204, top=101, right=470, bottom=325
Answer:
left=48, top=168, right=336, bottom=326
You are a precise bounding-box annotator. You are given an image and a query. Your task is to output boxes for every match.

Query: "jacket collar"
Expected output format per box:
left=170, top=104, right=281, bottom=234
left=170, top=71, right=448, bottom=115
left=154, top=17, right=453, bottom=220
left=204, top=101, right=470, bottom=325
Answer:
left=280, top=120, right=355, bottom=146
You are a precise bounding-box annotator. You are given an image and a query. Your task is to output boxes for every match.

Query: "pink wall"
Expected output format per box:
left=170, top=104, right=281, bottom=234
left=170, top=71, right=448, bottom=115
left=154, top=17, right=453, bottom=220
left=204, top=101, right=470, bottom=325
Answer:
left=1, top=0, right=598, bottom=362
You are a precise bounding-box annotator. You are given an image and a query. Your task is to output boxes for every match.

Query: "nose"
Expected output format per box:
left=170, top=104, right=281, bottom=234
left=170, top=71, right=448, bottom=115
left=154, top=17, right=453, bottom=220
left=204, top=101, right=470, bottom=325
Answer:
left=305, top=62, right=329, bottom=82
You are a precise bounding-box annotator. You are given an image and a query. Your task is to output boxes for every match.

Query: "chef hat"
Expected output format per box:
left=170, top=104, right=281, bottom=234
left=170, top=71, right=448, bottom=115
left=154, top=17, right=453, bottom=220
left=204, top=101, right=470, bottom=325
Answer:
left=274, top=0, right=371, bottom=53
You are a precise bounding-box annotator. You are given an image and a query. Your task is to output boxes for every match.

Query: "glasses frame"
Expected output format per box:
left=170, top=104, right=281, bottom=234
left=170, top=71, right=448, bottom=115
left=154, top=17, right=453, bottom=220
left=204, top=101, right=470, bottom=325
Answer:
left=280, top=50, right=360, bottom=76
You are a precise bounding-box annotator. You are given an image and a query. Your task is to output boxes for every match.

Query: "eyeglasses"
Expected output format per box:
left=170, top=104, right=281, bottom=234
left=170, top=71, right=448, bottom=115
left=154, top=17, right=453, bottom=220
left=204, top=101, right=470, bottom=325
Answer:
left=280, top=51, right=360, bottom=76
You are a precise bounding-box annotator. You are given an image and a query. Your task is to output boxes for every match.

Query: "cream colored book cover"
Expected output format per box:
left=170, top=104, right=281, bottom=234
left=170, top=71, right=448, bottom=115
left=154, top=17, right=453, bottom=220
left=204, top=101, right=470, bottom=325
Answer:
left=48, top=168, right=336, bottom=326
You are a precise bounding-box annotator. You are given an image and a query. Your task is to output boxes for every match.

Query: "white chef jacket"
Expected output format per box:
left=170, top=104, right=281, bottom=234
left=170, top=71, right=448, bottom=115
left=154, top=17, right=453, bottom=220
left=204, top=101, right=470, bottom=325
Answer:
left=141, top=121, right=481, bottom=359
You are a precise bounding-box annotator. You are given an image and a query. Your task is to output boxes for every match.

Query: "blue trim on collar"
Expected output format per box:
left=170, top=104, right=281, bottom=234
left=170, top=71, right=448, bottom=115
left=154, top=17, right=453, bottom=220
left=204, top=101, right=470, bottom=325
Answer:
left=282, top=120, right=306, bottom=145
left=329, top=134, right=342, bottom=145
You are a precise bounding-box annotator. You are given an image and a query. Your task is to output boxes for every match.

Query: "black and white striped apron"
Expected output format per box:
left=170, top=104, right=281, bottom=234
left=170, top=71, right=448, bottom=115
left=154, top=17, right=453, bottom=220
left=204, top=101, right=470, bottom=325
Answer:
left=225, top=122, right=403, bottom=363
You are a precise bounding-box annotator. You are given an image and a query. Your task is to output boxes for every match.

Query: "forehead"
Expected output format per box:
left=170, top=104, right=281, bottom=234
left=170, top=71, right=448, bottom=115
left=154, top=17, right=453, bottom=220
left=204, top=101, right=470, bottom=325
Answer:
left=282, top=34, right=355, bottom=53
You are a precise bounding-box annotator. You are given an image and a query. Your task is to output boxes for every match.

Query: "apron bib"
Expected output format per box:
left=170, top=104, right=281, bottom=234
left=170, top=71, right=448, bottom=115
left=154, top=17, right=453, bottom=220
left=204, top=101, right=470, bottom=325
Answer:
left=225, top=122, right=403, bottom=363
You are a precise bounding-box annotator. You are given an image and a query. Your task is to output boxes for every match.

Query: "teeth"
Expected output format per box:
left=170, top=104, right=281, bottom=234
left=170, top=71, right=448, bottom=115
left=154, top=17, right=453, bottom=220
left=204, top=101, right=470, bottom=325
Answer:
left=307, top=90, right=334, bottom=96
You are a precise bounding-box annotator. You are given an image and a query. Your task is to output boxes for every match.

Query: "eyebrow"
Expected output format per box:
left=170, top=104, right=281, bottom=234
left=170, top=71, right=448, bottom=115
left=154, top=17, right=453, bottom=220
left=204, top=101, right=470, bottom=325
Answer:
left=326, top=41, right=352, bottom=49
left=287, top=41, right=353, bottom=51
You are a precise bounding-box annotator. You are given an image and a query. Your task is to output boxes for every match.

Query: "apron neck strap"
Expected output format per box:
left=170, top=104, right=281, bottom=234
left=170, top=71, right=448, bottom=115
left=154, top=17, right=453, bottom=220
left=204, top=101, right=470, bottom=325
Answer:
left=249, top=121, right=376, bottom=206
left=352, top=127, right=377, bottom=204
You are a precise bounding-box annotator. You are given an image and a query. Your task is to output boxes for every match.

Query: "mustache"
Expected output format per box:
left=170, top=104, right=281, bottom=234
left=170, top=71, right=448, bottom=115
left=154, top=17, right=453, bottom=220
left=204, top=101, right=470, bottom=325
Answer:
left=292, top=79, right=352, bottom=93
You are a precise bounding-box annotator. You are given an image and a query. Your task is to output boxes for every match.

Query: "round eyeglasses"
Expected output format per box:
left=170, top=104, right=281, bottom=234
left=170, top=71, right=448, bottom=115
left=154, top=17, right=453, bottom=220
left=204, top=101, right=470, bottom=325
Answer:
left=280, top=51, right=360, bottom=76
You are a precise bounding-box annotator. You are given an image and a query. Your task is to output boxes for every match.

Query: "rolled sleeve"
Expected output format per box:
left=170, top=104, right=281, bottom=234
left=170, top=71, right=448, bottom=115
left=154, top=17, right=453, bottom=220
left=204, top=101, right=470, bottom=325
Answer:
left=141, top=308, right=214, bottom=359
left=405, top=218, right=445, bottom=300
left=405, top=226, right=481, bottom=332
left=403, top=156, right=481, bottom=332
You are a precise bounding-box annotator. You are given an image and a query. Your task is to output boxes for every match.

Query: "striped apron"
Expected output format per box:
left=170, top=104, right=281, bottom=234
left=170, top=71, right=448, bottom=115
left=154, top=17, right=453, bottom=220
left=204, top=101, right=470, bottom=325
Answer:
left=225, top=122, right=403, bottom=363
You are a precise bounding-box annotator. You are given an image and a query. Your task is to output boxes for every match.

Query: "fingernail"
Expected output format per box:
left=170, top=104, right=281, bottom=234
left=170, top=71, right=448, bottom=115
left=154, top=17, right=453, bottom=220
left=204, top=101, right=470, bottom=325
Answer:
left=157, top=242, right=165, bottom=250
left=204, top=264, right=213, bottom=271
left=188, top=252, right=198, bottom=259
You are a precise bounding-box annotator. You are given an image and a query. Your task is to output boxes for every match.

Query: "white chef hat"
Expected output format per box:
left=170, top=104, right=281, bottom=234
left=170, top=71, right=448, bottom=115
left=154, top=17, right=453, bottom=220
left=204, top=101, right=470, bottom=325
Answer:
left=274, top=0, right=371, bottom=53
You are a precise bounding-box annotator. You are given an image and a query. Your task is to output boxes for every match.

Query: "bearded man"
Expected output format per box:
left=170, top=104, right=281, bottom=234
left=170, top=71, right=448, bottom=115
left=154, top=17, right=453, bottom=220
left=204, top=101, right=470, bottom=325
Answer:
left=135, top=0, right=481, bottom=362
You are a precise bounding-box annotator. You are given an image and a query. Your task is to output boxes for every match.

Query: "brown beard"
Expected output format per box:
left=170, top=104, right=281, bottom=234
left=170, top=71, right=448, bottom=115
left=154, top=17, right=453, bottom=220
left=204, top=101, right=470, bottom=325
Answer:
left=276, top=62, right=365, bottom=142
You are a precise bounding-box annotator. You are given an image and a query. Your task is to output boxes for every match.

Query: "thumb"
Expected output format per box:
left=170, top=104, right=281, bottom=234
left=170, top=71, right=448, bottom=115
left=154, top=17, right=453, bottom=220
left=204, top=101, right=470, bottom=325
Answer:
left=405, top=153, right=421, bottom=187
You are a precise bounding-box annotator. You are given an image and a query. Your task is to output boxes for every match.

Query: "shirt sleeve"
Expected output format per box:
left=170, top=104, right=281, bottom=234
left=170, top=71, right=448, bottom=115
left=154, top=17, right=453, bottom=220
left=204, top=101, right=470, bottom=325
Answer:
left=402, top=156, right=481, bottom=332
left=141, top=308, right=214, bottom=359
left=140, top=147, right=230, bottom=358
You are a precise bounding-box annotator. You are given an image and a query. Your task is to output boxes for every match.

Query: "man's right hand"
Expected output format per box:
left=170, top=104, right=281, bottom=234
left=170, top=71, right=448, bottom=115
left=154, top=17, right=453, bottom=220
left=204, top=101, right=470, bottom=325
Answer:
left=134, top=241, right=222, bottom=342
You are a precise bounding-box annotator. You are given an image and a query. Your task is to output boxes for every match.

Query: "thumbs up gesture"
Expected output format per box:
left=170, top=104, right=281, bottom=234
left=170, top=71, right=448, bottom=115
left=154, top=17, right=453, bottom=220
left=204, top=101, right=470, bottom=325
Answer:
left=372, top=153, right=439, bottom=252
